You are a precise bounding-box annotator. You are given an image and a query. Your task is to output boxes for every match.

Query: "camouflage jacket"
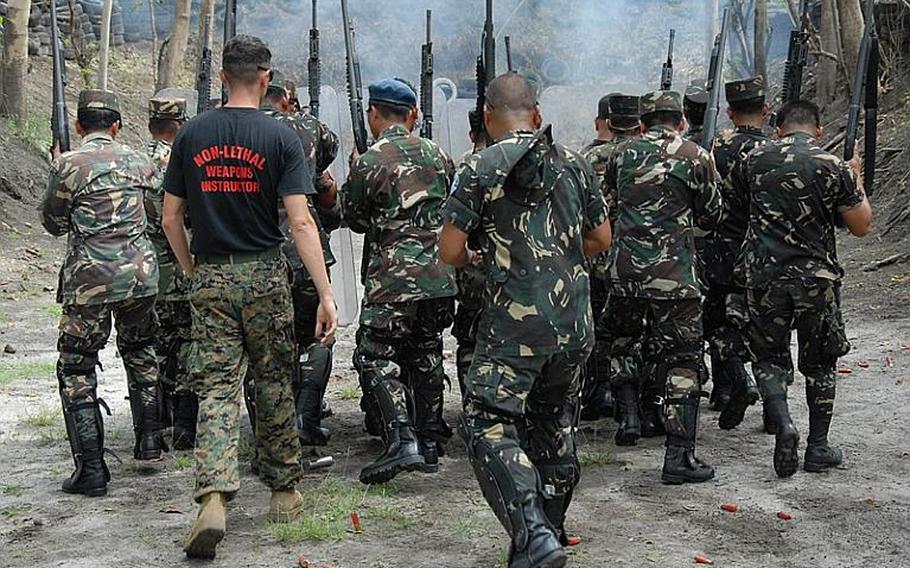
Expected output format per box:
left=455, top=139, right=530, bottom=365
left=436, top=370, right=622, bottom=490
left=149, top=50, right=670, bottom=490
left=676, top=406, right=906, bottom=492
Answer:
left=444, top=128, right=610, bottom=357
left=41, top=133, right=159, bottom=306
left=700, top=125, right=769, bottom=287
left=686, top=125, right=705, bottom=147
left=603, top=125, right=722, bottom=300
left=341, top=124, right=456, bottom=304
left=738, top=132, right=864, bottom=288
left=263, top=106, right=340, bottom=273
left=144, top=139, right=183, bottom=299
left=580, top=138, right=609, bottom=158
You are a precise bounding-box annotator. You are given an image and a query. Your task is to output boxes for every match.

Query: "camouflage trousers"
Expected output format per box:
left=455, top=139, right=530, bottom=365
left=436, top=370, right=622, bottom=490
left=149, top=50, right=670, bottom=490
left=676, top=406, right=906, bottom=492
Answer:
left=601, top=296, right=704, bottom=420
left=585, top=276, right=610, bottom=399
left=703, top=284, right=749, bottom=363
left=155, top=299, right=192, bottom=396
left=187, top=258, right=301, bottom=502
left=56, top=295, right=159, bottom=433
left=746, top=280, right=848, bottom=416
left=354, top=297, right=454, bottom=442
left=453, top=265, right=485, bottom=402
left=461, top=348, right=587, bottom=533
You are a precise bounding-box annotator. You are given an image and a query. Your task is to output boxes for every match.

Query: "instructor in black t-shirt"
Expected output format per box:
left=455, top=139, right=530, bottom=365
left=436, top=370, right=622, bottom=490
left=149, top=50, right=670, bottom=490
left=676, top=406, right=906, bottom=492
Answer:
left=162, top=35, right=336, bottom=559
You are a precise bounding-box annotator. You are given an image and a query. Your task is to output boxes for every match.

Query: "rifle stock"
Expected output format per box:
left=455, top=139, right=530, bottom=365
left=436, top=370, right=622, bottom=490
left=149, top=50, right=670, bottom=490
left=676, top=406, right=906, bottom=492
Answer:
left=341, top=0, right=368, bottom=154
left=702, top=8, right=731, bottom=150
left=308, top=0, right=321, bottom=119
left=845, top=0, right=879, bottom=196
left=660, top=29, right=675, bottom=91
left=50, top=0, right=70, bottom=155
left=420, top=9, right=433, bottom=139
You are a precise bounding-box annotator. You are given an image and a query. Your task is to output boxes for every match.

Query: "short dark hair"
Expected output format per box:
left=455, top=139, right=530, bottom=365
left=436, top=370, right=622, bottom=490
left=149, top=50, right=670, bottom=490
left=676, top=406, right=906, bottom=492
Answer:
left=486, top=73, right=537, bottom=116
left=729, top=97, right=765, bottom=116
left=684, top=102, right=706, bottom=126
left=371, top=101, right=410, bottom=122
left=77, top=108, right=121, bottom=133
left=777, top=100, right=820, bottom=129
left=148, top=118, right=180, bottom=138
left=643, top=110, right=683, bottom=130
left=223, top=35, right=271, bottom=85
left=263, top=86, right=287, bottom=105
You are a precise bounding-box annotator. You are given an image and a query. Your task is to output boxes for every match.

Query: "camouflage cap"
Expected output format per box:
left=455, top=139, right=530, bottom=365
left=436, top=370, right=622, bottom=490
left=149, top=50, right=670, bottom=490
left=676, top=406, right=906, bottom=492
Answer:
left=268, top=69, right=287, bottom=91
left=684, top=80, right=709, bottom=106
left=148, top=97, right=187, bottom=121
left=725, top=76, right=766, bottom=103
left=640, top=90, right=682, bottom=117
left=609, top=94, right=641, bottom=129
left=78, top=89, right=120, bottom=114
left=597, top=92, right=622, bottom=119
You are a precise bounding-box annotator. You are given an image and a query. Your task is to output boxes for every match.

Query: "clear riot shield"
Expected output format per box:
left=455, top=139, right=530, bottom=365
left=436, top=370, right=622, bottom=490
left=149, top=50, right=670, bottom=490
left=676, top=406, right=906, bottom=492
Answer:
left=153, top=88, right=200, bottom=119
left=318, top=84, right=361, bottom=327
left=434, top=82, right=474, bottom=165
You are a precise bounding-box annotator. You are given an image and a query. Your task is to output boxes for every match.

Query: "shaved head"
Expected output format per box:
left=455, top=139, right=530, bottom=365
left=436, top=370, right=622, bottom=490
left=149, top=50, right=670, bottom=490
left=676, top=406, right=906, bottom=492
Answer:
left=486, top=73, right=537, bottom=117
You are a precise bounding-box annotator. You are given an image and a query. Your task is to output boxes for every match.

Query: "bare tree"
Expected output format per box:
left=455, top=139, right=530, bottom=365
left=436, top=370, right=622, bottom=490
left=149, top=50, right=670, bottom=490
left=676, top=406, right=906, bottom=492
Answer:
left=754, top=0, right=768, bottom=83
left=157, top=0, right=192, bottom=90
left=1, top=0, right=32, bottom=121
left=198, top=0, right=215, bottom=49
left=837, top=0, right=865, bottom=83
left=817, top=0, right=840, bottom=105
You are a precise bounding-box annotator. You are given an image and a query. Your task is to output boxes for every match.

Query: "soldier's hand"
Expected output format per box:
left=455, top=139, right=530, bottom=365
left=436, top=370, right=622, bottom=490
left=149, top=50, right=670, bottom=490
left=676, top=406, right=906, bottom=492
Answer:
left=315, top=299, right=338, bottom=347
left=848, top=141, right=863, bottom=177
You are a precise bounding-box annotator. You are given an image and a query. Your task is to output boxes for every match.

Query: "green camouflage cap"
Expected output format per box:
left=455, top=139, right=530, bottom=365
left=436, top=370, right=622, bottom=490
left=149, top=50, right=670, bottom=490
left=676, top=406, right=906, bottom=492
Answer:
left=268, top=69, right=287, bottom=92
left=148, top=97, right=187, bottom=121
left=78, top=89, right=120, bottom=114
left=684, top=80, right=709, bottom=106
left=640, top=90, right=682, bottom=117
left=597, top=92, right=622, bottom=119
left=725, top=76, right=766, bottom=103
left=609, top=94, right=641, bottom=129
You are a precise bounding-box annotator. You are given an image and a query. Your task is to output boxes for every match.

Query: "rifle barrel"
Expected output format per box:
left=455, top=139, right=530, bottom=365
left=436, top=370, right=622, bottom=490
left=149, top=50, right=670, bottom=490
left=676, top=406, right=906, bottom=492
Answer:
left=702, top=8, right=731, bottom=150
left=341, top=0, right=368, bottom=154
left=50, top=0, right=70, bottom=154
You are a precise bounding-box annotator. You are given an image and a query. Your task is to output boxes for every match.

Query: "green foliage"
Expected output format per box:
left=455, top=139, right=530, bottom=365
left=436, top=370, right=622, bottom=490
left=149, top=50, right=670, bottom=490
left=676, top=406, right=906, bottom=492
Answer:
left=0, top=361, right=56, bottom=387
left=8, top=113, right=53, bottom=155
left=336, top=386, right=360, bottom=400
left=173, top=455, right=193, bottom=471
left=1, top=506, right=19, bottom=518
left=0, top=484, right=25, bottom=497
left=579, top=450, right=615, bottom=467
left=21, top=405, right=61, bottom=427
left=42, top=304, right=63, bottom=318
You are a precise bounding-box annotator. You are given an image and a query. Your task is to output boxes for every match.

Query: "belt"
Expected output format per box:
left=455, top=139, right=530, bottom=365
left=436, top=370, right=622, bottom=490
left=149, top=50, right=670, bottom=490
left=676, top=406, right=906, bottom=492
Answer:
left=196, top=246, right=281, bottom=266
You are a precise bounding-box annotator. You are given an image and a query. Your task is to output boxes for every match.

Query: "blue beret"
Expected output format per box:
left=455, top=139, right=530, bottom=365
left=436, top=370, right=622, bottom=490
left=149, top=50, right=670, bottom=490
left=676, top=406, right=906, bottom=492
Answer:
left=368, top=79, right=418, bottom=109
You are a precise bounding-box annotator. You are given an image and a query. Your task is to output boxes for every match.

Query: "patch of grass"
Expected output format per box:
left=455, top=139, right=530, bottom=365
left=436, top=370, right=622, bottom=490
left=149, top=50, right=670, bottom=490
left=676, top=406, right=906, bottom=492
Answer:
left=0, top=484, right=25, bottom=497
left=364, top=504, right=416, bottom=530
left=37, top=428, right=66, bottom=446
left=42, top=304, right=63, bottom=318
left=173, top=455, right=192, bottom=471
left=451, top=516, right=485, bottom=538
left=579, top=450, right=615, bottom=467
left=107, top=427, right=124, bottom=441
left=0, top=361, right=56, bottom=387
left=370, top=482, right=400, bottom=497
left=336, top=386, right=360, bottom=401
left=270, top=478, right=363, bottom=543
left=1, top=506, right=19, bottom=518
left=21, top=405, right=60, bottom=427
left=8, top=112, right=53, bottom=154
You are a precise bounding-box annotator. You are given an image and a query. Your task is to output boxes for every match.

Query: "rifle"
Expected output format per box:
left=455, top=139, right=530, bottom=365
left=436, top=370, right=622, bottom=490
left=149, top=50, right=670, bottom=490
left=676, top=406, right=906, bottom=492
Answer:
left=660, top=29, right=675, bottom=91
left=701, top=8, right=731, bottom=151
left=505, top=35, right=513, bottom=72
left=474, top=0, right=495, bottom=141
left=781, top=0, right=810, bottom=104
left=420, top=9, right=433, bottom=139
left=308, top=0, right=320, bottom=119
left=221, top=0, right=237, bottom=105
left=195, top=9, right=213, bottom=115
left=844, top=0, right=879, bottom=196
left=50, top=0, right=70, bottom=156
left=341, top=0, right=368, bottom=154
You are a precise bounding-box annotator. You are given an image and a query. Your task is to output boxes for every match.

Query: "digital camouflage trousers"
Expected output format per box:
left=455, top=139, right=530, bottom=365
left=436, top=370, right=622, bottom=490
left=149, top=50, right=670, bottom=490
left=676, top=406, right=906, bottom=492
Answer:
left=187, top=258, right=301, bottom=502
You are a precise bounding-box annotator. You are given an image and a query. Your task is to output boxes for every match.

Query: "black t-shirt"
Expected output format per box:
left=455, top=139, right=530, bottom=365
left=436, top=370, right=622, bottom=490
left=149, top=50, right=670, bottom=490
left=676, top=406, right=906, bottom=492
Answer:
left=163, top=107, right=314, bottom=255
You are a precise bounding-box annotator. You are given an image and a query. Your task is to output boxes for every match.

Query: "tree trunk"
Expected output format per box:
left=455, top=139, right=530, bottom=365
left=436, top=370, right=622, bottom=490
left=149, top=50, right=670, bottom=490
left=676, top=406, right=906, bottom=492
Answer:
left=198, top=0, right=215, bottom=49
left=817, top=0, right=840, bottom=105
left=754, top=0, right=768, bottom=83
left=149, top=0, right=158, bottom=87
left=157, top=0, right=192, bottom=91
left=837, top=0, right=864, bottom=84
left=97, top=0, right=113, bottom=90
left=1, top=0, right=31, bottom=121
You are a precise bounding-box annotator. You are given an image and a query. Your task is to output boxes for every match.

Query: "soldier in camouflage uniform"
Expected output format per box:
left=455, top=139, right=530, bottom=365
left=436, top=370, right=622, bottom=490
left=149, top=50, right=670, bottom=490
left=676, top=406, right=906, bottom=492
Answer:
left=579, top=93, right=617, bottom=155
left=602, top=91, right=722, bottom=484
left=162, top=36, right=337, bottom=558
left=342, top=79, right=457, bottom=485
left=40, top=90, right=165, bottom=498
left=145, top=97, right=197, bottom=450
left=683, top=81, right=708, bottom=146
left=699, top=77, right=769, bottom=426
left=580, top=94, right=640, bottom=423
left=738, top=100, right=872, bottom=478
left=250, top=70, right=341, bottom=448
left=441, top=73, right=613, bottom=568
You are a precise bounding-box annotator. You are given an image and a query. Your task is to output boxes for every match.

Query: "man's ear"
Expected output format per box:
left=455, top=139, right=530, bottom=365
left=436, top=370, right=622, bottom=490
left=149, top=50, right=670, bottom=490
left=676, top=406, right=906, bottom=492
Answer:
left=816, top=125, right=824, bottom=140
left=532, top=104, right=543, bottom=130
left=109, top=120, right=121, bottom=138
left=75, top=121, right=86, bottom=138
left=761, top=102, right=770, bottom=118
left=726, top=107, right=734, bottom=120
left=775, top=126, right=783, bottom=139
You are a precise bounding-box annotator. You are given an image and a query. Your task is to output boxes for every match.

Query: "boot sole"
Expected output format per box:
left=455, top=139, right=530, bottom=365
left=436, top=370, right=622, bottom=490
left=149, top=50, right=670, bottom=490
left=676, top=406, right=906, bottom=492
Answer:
left=661, top=471, right=716, bottom=485
left=62, top=485, right=107, bottom=497
left=774, top=430, right=800, bottom=478
left=359, top=454, right=424, bottom=485
left=184, top=527, right=225, bottom=559
left=512, top=548, right=568, bottom=568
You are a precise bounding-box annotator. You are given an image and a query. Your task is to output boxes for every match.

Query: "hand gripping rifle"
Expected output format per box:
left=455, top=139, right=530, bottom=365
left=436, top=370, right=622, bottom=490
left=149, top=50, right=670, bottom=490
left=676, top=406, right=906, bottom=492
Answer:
left=341, top=0, right=368, bottom=155
left=308, top=0, right=321, bottom=119
left=660, top=29, right=675, bottom=91
left=221, top=0, right=237, bottom=105
left=701, top=8, right=731, bottom=151
left=473, top=0, right=496, bottom=143
left=844, top=0, right=879, bottom=196
left=50, top=0, right=71, bottom=156
left=781, top=0, right=810, bottom=104
left=195, top=9, right=213, bottom=115
left=420, top=9, right=434, bottom=139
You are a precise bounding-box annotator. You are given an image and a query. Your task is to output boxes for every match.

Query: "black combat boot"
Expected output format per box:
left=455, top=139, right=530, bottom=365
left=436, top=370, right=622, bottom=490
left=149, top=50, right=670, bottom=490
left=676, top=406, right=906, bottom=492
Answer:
left=580, top=347, right=614, bottom=421
left=172, top=392, right=198, bottom=451
left=803, top=380, right=843, bottom=472
left=507, top=495, right=567, bottom=568
left=718, top=359, right=760, bottom=430
left=763, top=394, right=799, bottom=478
left=414, top=386, right=451, bottom=474
left=539, top=461, right=579, bottom=551
left=295, top=343, right=333, bottom=447
left=128, top=379, right=168, bottom=461
left=613, top=384, right=641, bottom=446
left=62, top=399, right=111, bottom=497
left=709, top=353, right=732, bottom=411
left=661, top=394, right=715, bottom=485
left=359, top=381, right=424, bottom=485
left=639, top=383, right=665, bottom=438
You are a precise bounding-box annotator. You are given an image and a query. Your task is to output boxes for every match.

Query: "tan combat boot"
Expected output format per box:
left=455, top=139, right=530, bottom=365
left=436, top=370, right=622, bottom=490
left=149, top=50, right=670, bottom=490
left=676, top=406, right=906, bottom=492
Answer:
left=184, top=492, right=227, bottom=559
left=268, top=488, right=303, bottom=524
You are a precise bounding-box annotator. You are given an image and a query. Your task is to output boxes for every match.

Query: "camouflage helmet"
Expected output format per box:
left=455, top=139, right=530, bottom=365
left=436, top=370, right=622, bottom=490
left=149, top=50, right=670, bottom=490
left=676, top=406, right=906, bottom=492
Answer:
left=78, top=89, right=121, bottom=115
left=148, top=97, right=187, bottom=121
left=725, top=76, right=766, bottom=103
left=640, top=91, right=682, bottom=117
